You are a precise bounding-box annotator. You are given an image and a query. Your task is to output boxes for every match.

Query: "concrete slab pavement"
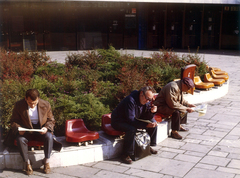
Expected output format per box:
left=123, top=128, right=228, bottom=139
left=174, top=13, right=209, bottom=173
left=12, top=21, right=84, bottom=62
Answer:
left=1, top=50, right=240, bottom=177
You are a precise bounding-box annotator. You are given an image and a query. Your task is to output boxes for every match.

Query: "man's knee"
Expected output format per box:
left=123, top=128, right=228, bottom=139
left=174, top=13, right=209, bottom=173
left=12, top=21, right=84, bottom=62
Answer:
left=44, top=132, right=53, bottom=141
left=16, top=135, right=28, bottom=146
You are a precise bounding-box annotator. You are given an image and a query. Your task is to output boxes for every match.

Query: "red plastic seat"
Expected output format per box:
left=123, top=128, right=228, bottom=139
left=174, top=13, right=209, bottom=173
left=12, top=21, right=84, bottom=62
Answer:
left=14, top=140, right=44, bottom=147
left=65, top=119, right=99, bottom=143
left=101, top=113, right=124, bottom=136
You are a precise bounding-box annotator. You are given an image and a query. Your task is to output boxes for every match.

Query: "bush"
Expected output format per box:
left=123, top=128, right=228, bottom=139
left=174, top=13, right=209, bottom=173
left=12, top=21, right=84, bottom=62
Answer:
left=1, top=47, right=208, bottom=137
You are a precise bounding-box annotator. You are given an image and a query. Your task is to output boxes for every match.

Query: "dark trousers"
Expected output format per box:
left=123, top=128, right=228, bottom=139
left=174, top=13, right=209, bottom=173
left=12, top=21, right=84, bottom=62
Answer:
left=111, top=122, right=157, bottom=156
left=16, top=132, right=53, bottom=162
left=171, top=110, right=188, bottom=131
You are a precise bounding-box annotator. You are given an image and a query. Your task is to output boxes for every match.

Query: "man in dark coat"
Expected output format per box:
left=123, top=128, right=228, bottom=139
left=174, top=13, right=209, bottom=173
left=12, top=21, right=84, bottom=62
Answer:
left=3, top=89, right=62, bottom=175
left=111, top=86, right=158, bottom=164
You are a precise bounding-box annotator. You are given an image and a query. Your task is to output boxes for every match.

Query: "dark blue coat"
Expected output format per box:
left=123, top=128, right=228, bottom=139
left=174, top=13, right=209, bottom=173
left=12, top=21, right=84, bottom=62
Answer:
left=111, top=90, right=156, bottom=129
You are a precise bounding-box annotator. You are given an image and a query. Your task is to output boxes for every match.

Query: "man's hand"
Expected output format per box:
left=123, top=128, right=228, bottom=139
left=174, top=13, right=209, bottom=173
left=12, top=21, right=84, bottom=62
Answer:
left=151, top=105, right=157, bottom=113
left=40, top=127, right=48, bottom=135
left=188, top=104, right=196, bottom=107
left=146, top=122, right=157, bottom=128
left=186, top=108, right=194, bottom=113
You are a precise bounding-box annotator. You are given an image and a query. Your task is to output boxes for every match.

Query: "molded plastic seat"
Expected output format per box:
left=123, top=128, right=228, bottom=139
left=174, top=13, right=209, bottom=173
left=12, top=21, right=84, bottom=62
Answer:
left=194, top=76, right=214, bottom=90
left=65, top=119, right=99, bottom=143
left=101, top=113, right=124, bottom=136
left=207, top=66, right=221, bottom=72
left=14, top=140, right=44, bottom=147
left=210, top=70, right=229, bottom=81
left=204, top=73, right=225, bottom=86
left=209, top=67, right=228, bottom=75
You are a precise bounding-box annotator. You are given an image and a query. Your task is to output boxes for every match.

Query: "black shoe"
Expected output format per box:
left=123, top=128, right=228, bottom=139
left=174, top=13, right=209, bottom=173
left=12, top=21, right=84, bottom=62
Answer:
left=150, top=147, right=158, bottom=154
left=121, top=155, right=132, bottom=164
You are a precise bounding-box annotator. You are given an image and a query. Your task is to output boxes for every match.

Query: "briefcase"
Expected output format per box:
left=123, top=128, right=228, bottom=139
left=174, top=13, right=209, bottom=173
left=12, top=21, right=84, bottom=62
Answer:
left=132, top=130, right=151, bottom=161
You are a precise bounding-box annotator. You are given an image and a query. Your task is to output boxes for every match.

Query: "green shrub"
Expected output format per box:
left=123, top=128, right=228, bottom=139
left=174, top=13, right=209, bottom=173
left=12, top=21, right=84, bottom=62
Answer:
left=1, top=48, right=208, bottom=137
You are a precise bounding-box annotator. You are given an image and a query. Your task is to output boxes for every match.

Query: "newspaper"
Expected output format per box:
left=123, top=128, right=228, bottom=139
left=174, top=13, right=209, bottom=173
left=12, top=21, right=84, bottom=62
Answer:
left=18, top=127, right=44, bottom=132
left=193, top=104, right=208, bottom=117
left=135, top=118, right=153, bottom=123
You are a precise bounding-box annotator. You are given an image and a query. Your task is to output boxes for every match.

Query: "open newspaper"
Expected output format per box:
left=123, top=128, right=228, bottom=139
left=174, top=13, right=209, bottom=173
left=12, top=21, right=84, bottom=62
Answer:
left=18, top=127, right=44, bottom=132
left=193, top=104, right=208, bottom=117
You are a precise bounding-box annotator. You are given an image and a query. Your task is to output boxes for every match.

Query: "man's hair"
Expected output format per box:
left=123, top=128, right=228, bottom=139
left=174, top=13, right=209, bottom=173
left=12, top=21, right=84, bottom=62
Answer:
left=25, top=89, right=40, bottom=101
left=139, top=86, right=155, bottom=94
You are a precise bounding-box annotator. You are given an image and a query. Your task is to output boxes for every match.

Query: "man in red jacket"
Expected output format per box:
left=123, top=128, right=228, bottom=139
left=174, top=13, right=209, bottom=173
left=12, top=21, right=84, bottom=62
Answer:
left=4, top=89, right=60, bottom=175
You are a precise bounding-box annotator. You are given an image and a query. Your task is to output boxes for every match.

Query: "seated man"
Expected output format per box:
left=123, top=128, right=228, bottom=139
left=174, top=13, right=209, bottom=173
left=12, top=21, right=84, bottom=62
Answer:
left=111, top=86, right=158, bottom=164
left=3, top=89, right=61, bottom=175
left=153, top=77, right=195, bottom=139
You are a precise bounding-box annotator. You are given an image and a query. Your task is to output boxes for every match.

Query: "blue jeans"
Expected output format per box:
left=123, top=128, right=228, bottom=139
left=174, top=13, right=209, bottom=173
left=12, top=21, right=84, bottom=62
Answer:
left=111, top=122, right=157, bottom=156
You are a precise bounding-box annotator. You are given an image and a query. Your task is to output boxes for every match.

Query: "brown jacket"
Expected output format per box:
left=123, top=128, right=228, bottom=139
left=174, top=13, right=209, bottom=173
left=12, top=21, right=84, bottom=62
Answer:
left=3, top=98, right=59, bottom=149
left=153, top=80, right=189, bottom=116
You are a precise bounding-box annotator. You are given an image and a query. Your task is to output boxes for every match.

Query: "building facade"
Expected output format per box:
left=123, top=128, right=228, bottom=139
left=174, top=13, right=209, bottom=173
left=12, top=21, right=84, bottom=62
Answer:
left=0, top=0, right=239, bottom=51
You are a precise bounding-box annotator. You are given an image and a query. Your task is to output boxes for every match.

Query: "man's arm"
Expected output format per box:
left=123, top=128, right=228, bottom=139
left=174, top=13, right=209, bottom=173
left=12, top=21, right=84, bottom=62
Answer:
left=42, top=103, right=55, bottom=132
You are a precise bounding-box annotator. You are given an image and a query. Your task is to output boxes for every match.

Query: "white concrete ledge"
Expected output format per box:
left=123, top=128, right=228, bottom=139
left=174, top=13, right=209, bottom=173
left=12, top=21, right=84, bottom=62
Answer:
left=184, top=80, right=229, bottom=105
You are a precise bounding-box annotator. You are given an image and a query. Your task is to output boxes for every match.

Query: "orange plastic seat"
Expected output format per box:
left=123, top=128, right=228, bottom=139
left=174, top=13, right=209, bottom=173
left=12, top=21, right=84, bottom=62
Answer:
left=101, top=114, right=124, bottom=136
left=65, top=119, right=99, bottom=144
left=209, top=67, right=228, bottom=75
left=207, top=66, right=221, bottom=72
left=210, top=70, right=229, bottom=81
left=194, top=76, right=214, bottom=90
left=204, top=73, right=225, bottom=86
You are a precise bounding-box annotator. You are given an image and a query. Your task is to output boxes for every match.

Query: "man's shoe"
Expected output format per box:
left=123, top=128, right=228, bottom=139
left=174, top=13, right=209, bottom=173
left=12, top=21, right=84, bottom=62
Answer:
left=171, top=131, right=182, bottom=139
left=150, top=147, right=158, bottom=154
left=121, top=155, right=132, bottom=164
left=25, top=163, right=33, bottom=175
left=180, top=126, right=189, bottom=132
left=43, top=162, right=51, bottom=174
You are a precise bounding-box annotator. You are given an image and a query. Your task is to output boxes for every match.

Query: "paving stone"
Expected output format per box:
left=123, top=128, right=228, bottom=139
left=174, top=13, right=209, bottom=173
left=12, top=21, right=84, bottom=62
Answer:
left=202, top=130, right=228, bottom=138
left=92, top=162, right=129, bottom=173
left=53, top=165, right=100, bottom=177
left=158, top=151, right=178, bottom=159
left=184, top=168, right=235, bottom=178
left=125, top=168, right=164, bottom=178
left=182, top=138, right=201, bottom=144
left=160, top=147, right=186, bottom=154
left=174, top=154, right=201, bottom=163
left=218, top=139, right=240, bottom=148
left=213, top=145, right=240, bottom=155
left=184, top=151, right=206, bottom=157
left=227, top=159, right=240, bottom=169
left=95, top=170, right=138, bottom=178
left=180, top=143, right=212, bottom=154
left=217, top=167, right=240, bottom=175
left=228, top=127, right=240, bottom=136
left=208, top=150, right=229, bottom=157
left=127, top=156, right=194, bottom=177
left=200, top=155, right=231, bottom=166
left=158, top=139, right=185, bottom=149
left=227, top=153, right=240, bottom=160
left=195, top=163, right=218, bottom=170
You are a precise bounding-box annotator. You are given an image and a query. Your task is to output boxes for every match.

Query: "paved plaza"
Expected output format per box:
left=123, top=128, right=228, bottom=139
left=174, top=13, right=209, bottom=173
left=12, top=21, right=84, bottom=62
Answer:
left=1, top=50, right=240, bottom=178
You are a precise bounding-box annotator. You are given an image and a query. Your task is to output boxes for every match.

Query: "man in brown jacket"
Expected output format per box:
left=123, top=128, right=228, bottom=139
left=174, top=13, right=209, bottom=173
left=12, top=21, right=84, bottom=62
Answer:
left=3, top=89, right=61, bottom=175
left=153, top=77, right=195, bottom=139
